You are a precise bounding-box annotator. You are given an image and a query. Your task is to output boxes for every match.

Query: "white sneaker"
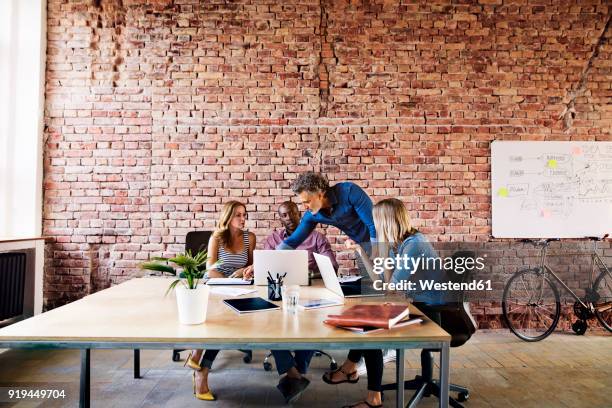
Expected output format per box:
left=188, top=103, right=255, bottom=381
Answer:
left=382, top=349, right=396, bottom=364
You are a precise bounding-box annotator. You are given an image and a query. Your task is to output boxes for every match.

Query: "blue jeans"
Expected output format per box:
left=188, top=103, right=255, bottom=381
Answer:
left=271, top=350, right=315, bottom=375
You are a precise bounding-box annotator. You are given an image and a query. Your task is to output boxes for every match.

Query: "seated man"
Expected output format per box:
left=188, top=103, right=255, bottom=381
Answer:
left=264, top=200, right=339, bottom=275
left=263, top=201, right=339, bottom=403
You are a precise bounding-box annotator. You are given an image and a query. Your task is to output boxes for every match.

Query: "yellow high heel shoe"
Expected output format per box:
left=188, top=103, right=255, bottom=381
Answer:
left=192, top=371, right=217, bottom=401
left=184, top=352, right=202, bottom=371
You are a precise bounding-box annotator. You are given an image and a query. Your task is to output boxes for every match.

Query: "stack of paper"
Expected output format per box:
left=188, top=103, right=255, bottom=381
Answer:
left=209, top=286, right=257, bottom=297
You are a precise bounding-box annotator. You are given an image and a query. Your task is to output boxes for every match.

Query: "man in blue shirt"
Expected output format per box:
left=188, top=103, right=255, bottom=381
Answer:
left=272, top=172, right=376, bottom=402
left=276, top=172, right=376, bottom=250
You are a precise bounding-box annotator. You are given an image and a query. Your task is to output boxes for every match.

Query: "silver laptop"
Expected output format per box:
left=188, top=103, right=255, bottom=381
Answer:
left=254, top=250, right=309, bottom=286
left=313, top=253, right=384, bottom=298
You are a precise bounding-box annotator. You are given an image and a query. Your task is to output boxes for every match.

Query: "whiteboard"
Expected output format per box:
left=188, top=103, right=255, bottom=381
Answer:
left=491, top=141, right=612, bottom=238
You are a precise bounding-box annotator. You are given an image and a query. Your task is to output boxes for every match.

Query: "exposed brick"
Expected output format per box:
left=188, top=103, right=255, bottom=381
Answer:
left=42, top=0, right=611, bottom=331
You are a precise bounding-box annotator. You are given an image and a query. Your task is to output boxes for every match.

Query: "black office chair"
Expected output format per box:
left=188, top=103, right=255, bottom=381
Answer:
left=381, top=250, right=477, bottom=408
left=171, top=231, right=253, bottom=364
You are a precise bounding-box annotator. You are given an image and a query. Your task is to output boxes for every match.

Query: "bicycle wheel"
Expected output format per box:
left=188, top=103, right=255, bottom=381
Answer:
left=502, top=268, right=561, bottom=342
left=593, top=268, right=612, bottom=332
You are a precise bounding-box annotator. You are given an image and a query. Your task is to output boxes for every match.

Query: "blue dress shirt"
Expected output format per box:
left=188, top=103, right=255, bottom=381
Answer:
left=277, top=182, right=376, bottom=249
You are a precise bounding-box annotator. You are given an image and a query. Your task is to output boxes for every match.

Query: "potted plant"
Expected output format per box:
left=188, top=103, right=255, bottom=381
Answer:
left=141, top=250, right=212, bottom=325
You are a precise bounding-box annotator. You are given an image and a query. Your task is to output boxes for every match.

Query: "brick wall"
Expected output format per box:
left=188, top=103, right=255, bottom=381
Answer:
left=43, top=0, right=611, bottom=329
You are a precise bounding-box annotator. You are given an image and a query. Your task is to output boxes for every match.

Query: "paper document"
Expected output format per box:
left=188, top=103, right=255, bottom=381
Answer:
left=298, top=299, right=343, bottom=310
left=338, top=275, right=362, bottom=283
left=206, top=278, right=253, bottom=285
left=209, top=286, right=257, bottom=297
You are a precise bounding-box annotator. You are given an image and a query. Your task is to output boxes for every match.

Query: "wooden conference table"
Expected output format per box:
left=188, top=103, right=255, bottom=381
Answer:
left=0, top=278, right=451, bottom=407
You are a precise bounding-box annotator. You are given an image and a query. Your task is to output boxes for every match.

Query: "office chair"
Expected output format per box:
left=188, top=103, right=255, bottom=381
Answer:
left=381, top=250, right=477, bottom=408
left=171, top=231, right=253, bottom=364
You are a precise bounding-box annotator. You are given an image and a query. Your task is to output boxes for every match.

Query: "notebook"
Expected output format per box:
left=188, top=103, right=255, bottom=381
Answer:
left=324, top=303, right=411, bottom=329
left=223, top=297, right=280, bottom=314
left=330, top=316, right=424, bottom=334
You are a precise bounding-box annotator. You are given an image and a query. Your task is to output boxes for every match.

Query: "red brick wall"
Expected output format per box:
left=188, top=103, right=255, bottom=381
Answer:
left=43, top=0, right=611, bottom=328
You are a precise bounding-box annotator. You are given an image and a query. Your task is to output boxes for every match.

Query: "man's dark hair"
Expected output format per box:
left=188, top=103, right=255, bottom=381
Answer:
left=291, top=172, right=330, bottom=194
left=279, top=201, right=298, bottom=213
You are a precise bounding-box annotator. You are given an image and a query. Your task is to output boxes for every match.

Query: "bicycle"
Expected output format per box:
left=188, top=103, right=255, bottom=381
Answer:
left=502, top=235, right=611, bottom=342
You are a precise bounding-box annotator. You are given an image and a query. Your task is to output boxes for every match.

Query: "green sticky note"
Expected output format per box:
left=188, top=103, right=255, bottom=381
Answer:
left=497, top=187, right=509, bottom=197
left=547, top=159, right=557, bottom=168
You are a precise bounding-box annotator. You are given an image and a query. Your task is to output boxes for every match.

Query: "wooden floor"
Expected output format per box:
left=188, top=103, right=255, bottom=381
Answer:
left=0, top=331, right=610, bottom=407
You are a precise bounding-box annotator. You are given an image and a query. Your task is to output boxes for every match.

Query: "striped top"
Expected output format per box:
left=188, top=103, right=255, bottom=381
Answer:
left=215, top=230, right=251, bottom=277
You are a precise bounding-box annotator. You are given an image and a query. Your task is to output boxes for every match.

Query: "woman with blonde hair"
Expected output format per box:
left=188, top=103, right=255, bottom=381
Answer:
left=185, top=200, right=256, bottom=401
left=322, top=198, right=444, bottom=408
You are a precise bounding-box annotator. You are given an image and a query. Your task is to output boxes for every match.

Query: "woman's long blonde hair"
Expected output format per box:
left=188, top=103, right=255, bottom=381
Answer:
left=373, top=198, right=417, bottom=249
left=213, top=201, right=246, bottom=246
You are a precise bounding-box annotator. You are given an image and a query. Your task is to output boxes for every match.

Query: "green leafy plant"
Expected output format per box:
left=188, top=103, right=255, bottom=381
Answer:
left=140, top=250, right=213, bottom=295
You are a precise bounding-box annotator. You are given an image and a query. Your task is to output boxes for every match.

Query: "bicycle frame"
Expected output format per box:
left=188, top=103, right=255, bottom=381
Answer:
left=536, top=242, right=611, bottom=310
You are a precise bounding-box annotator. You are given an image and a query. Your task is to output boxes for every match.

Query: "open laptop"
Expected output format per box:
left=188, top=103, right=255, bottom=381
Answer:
left=253, top=250, right=309, bottom=286
left=314, top=253, right=384, bottom=298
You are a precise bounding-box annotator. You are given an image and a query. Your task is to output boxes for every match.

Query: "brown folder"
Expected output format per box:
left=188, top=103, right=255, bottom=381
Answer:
left=324, top=303, right=410, bottom=329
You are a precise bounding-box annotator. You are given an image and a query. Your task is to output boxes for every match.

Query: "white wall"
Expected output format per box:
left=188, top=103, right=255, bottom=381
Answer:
left=0, top=0, right=47, bottom=238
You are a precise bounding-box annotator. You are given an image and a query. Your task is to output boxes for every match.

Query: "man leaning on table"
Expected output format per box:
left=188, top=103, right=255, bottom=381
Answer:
left=263, top=200, right=339, bottom=403
left=276, top=172, right=376, bottom=253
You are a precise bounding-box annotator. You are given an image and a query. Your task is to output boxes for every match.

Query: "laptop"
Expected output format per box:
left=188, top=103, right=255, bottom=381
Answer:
left=314, top=253, right=384, bottom=298
left=253, top=250, right=309, bottom=286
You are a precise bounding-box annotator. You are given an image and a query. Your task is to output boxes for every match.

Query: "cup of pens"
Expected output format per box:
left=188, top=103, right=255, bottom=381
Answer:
left=267, top=272, right=286, bottom=301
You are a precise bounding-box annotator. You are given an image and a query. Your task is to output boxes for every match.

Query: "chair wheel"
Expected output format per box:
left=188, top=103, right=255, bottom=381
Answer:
left=572, top=320, right=587, bottom=335
left=172, top=351, right=181, bottom=362
left=330, top=362, right=338, bottom=370
left=457, top=392, right=469, bottom=402
left=243, top=354, right=252, bottom=363
left=263, top=362, right=273, bottom=371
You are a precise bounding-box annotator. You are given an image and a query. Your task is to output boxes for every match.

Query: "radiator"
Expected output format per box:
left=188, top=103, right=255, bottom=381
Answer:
left=0, top=252, right=26, bottom=321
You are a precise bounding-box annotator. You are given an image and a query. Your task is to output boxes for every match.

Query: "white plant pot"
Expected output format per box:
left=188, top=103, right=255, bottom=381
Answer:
left=175, top=284, right=209, bottom=325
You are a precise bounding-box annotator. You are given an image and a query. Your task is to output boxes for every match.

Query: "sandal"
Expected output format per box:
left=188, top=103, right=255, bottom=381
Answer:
left=184, top=352, right=202, bottom=371
left=342, top=401, right=382, bottom=408
left=192, top=371, right=216, bottom=401
left=322, top=367, right=359, bottom=385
